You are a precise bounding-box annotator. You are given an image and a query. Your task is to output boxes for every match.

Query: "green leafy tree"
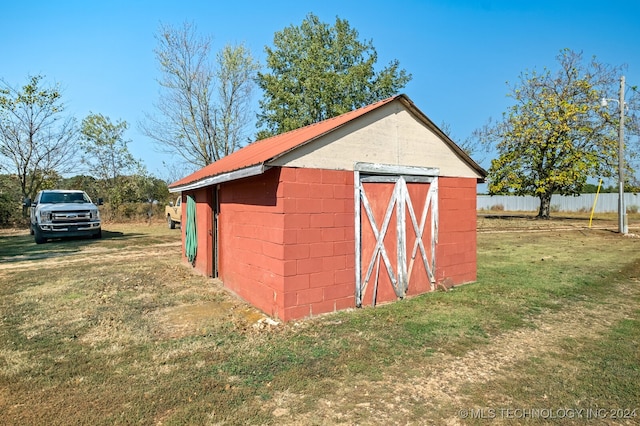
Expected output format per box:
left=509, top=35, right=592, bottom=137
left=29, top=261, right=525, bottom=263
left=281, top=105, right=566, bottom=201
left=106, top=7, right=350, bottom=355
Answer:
left=60, top=175, right=101, bottom=201
left=0, top=75, right=78, bottom=200
left=256, top=13, right=412, bottom=139
left=80, top=113, right=141, bottom=215
left=128, top=171, right=170, bottom=222
left=477, top=49, right=639, bottom=218
left=0, top=174, right=23, bottom=224
left=141, top=22, right=259, bottom=169
left=129, top=172, right=169, bottom=204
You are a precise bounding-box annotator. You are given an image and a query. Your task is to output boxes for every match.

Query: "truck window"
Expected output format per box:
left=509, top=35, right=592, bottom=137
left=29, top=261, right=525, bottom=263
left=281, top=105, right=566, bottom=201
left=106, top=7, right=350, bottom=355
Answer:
left=40, top=193, right=57, bottom=203
left=68, top=193, right=89, bottom=203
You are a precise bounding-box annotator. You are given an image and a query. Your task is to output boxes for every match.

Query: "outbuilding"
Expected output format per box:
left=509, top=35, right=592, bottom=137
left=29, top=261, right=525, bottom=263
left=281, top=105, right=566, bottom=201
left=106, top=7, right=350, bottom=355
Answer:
left=169, top=94, right=486, bottom=321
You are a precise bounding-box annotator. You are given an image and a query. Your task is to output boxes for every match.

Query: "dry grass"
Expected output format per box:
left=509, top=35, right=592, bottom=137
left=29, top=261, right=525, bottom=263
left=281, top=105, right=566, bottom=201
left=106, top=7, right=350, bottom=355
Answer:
left=1, top=216, right=639, bottom=425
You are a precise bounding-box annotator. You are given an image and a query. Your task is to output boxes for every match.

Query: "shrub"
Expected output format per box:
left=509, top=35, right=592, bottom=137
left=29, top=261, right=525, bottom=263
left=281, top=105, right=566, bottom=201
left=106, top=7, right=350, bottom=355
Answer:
left=0, top=192, right=28, bottom=227
left=100, top=202, right=166, bottom=223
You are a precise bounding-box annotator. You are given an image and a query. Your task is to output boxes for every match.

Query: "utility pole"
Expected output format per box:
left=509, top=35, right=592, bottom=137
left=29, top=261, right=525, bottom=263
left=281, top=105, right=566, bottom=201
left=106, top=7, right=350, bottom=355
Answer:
left=618, top=75, right=627, bottom=234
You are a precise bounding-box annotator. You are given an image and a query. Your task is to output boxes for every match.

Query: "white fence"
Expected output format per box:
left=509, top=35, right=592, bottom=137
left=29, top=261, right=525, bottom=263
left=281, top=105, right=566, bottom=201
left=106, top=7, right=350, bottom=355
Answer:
left=477, top=193, right=640, bottom=213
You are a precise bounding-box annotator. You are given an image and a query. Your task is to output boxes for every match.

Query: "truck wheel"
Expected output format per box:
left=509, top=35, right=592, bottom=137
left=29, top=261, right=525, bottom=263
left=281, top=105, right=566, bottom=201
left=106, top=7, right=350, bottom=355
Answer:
left=167, top=214, right=176, bottom=229
left=92, top=229, right=102, bottom=239
left=30, top=223, right=34, bottom=235
left=34, top=227, right=46, bottom=244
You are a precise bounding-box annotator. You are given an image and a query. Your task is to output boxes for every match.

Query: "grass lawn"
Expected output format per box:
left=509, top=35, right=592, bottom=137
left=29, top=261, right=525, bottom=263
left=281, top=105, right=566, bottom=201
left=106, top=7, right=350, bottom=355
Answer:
left=0, top=217, right=639, bottom=425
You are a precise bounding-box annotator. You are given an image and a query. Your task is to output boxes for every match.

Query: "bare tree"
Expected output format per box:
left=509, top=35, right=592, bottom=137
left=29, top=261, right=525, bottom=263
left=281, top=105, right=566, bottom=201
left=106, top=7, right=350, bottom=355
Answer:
left=141, top=22, right=259, bottom=169
left=0, top=75, right=78, bottom=200
left=216, top=43, right=260, bottom=156
left=439, top=121, right=483, bottom=162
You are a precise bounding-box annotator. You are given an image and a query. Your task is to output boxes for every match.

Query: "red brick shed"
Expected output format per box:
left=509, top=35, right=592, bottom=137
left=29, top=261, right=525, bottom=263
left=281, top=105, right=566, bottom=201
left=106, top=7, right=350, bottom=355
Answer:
left=169, top=94, right=486, bottom=321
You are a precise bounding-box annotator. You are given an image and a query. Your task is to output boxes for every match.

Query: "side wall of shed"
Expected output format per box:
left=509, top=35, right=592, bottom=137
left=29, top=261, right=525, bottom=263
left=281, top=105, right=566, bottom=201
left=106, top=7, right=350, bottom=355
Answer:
left=277, top=168, right=356, bottom=321
left=216, top=168, right=286, bottom=318
left=436, top=177, right=478, bottom=286
left=215, top=166, right=356, bottom=321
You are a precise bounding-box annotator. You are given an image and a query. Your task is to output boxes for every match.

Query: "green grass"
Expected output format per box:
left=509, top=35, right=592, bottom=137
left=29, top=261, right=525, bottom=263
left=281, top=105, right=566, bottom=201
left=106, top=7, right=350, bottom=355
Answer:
left=456, top=318, right=640, bottom=424
left=1, top=221, right=639, bottom=424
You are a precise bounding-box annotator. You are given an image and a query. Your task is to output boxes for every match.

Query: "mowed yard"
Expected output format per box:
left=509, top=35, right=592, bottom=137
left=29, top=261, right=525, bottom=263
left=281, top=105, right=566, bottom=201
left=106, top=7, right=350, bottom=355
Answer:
left=0, top=214, right=639, bottom=425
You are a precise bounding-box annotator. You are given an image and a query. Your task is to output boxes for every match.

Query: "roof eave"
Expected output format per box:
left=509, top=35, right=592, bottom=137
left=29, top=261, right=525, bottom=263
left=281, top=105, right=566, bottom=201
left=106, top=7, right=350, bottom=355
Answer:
left=169, top=164, right=268, bottom=193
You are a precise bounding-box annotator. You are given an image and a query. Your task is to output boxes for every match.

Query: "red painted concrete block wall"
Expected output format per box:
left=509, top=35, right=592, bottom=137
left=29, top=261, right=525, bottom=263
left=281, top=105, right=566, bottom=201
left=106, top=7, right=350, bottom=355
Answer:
left=435, top=177, right=478, bottom=286
left=278, top=168, right=355, bottom=321
left=214, top=167, right=356, bottom=321
left=216, top=168, right=286, bottom=318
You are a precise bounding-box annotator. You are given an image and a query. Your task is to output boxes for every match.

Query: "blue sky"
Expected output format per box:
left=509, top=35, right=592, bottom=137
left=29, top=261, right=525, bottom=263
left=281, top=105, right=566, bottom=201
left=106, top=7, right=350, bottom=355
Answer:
left=1, top=0, right=639, bottom=182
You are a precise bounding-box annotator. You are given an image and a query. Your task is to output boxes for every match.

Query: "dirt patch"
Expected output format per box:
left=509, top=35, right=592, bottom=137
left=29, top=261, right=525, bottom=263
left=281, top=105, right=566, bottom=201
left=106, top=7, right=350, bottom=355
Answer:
left=154, top=296, right=268, bottom=338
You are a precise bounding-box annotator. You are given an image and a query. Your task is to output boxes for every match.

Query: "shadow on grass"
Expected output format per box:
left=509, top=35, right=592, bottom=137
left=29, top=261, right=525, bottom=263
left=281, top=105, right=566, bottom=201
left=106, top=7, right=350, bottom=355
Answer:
left=102, top=230, right=127, bottom=239
left=0, top=229, right=144, bottom=262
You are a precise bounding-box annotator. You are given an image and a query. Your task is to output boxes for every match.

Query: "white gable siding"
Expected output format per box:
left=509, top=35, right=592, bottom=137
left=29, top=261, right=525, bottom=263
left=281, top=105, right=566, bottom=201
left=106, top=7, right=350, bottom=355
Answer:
left=268, top=102, right=482, bottom=179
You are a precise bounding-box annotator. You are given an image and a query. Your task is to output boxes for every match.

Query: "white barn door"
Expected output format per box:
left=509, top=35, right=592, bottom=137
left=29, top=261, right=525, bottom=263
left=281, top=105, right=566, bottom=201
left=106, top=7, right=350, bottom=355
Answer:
left=354, top=164, right=439, bottom=307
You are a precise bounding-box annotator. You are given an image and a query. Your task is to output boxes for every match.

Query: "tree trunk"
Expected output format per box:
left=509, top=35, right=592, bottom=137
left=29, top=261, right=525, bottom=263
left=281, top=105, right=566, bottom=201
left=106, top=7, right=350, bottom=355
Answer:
left=537, top=194, right=552, bottom=219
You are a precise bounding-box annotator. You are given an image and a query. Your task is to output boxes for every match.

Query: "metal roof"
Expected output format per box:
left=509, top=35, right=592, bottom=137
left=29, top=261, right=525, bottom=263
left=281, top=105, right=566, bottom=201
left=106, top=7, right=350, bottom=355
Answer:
left=169, top=94, right=486, bottom=192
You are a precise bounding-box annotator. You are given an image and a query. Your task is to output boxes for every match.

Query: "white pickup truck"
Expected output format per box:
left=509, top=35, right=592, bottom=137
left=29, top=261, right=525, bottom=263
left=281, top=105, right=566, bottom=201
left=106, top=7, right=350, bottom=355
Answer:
left=26, top=189, right=102, bottom=244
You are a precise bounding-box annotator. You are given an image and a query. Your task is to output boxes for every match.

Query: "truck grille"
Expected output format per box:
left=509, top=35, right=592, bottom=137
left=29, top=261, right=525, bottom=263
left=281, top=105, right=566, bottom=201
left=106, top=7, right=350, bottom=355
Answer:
left=51, top=210, right=93, bottom=222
